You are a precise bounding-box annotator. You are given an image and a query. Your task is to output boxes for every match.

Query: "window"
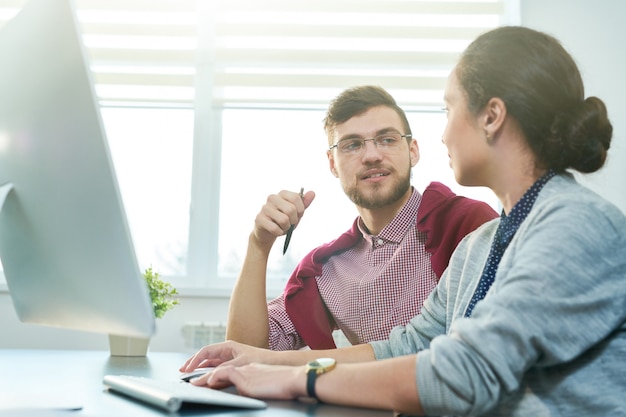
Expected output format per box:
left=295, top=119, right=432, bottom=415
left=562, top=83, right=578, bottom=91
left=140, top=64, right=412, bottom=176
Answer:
left=0, top=0, right=518, bottom=294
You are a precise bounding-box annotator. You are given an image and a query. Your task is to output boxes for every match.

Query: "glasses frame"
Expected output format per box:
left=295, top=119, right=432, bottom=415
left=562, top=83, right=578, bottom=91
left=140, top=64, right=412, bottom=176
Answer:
left=328, top=133, right=412, bottom=154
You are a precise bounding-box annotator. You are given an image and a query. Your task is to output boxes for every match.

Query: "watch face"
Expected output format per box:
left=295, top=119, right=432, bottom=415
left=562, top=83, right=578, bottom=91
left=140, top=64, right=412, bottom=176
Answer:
left=308, top=357, right=336, bottom=371
left=315, top=358, right=336, bottom=368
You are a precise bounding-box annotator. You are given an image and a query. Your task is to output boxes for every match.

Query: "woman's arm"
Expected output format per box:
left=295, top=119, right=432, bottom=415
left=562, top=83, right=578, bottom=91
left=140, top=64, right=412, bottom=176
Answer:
left=201, top=354, right=425, bottom=416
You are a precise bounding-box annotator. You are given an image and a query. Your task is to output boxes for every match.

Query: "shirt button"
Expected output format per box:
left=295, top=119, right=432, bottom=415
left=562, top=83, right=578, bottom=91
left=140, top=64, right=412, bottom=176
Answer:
left=377, top=238, right=384, bottom=246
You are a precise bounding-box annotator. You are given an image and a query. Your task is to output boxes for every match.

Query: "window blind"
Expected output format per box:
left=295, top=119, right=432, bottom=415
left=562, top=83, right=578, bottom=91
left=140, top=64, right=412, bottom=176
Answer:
left=0, top=0, right=518, bottom=110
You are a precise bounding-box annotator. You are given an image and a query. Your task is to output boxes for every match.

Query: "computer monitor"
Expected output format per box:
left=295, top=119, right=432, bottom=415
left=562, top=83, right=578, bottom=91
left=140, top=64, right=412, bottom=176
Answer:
left=0, top=0, right=155, bottom=338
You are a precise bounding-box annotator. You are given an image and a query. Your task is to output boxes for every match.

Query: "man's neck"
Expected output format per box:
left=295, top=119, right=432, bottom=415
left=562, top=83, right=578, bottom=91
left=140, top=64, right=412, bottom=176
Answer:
left=357, top=188, right=413, bottom=235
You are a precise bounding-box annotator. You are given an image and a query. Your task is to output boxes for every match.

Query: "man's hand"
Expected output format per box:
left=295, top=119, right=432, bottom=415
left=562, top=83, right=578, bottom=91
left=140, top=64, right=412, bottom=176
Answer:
left=179, top=340, right=272, bottom=374
left=252, top=189, right=315, bottom=248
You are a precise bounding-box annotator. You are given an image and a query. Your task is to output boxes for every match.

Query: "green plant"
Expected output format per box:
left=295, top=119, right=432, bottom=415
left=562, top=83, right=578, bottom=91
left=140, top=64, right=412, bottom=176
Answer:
left=143, top=266, right=179, bottom=319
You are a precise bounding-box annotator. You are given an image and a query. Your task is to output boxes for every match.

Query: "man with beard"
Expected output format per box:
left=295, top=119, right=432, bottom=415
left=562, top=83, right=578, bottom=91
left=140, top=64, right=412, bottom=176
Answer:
left=225, top=86, right=498, bottom=351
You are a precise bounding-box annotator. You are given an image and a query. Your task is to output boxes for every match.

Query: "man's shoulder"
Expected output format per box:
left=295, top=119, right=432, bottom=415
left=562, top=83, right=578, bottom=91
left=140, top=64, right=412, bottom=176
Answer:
left=423, top=181, right=454, bottom=199
left=420, top=182, right=498, bottom=224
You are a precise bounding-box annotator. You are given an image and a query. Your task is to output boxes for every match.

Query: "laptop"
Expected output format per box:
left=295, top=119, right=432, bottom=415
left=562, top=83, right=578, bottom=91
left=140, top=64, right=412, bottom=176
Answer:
left=103, top=375, right=267, bottom=412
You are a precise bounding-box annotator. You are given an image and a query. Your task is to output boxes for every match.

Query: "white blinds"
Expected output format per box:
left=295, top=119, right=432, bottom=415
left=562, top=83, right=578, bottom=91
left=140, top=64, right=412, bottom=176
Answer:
left=0, top=0, right=518, bottom=110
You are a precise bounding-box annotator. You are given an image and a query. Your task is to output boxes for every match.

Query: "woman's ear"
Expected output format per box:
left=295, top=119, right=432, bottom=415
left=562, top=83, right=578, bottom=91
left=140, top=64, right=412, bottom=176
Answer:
left=483, top=97, right=507, bottom=140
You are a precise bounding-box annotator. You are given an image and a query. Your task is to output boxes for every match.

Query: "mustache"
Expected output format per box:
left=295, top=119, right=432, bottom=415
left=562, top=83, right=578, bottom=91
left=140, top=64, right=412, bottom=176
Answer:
left=357, top=164, right=393, bottom=178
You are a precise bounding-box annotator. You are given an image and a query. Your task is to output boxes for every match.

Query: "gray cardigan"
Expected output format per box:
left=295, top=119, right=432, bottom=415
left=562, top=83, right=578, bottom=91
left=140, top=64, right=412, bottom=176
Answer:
left=370, top=174, right=626, bottom=416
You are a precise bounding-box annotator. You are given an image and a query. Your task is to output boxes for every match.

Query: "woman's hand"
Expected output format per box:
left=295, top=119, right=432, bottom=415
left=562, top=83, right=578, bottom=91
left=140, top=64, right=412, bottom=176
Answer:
left=190, top=363, right=307, bottom=399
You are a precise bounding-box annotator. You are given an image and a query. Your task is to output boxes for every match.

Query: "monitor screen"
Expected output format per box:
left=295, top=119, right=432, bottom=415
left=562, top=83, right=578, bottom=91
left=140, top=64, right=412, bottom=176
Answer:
left=0, top=0, right=155, bottom=338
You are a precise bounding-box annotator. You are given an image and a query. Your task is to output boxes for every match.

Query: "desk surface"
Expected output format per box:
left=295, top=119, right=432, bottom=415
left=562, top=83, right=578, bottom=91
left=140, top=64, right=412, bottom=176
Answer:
left=0, top=349, right=392, bottom=417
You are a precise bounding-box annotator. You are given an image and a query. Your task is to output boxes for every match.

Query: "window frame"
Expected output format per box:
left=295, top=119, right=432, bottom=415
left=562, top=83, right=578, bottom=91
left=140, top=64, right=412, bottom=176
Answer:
left=0, top=0, right=519, bottom=295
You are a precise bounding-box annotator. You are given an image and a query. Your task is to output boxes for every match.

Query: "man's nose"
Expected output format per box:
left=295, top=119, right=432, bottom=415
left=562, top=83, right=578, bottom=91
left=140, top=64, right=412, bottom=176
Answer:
left=361, top=139, right=383, bottom=160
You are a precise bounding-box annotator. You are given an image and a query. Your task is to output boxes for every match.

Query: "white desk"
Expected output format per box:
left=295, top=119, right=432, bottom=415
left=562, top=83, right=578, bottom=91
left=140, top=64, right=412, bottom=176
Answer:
left=0, top=349, right=392, bottom=416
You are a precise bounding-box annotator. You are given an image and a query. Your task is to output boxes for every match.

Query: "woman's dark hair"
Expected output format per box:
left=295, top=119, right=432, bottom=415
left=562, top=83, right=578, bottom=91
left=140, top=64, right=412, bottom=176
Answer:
left=323, top=85, right=412, bottom=146
left=456, top=26, right=612, bottom=173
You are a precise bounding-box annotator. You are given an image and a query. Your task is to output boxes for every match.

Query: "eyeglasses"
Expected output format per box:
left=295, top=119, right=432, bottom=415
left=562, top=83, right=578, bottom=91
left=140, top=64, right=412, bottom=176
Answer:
left=329, top=132, right=411, bottom=156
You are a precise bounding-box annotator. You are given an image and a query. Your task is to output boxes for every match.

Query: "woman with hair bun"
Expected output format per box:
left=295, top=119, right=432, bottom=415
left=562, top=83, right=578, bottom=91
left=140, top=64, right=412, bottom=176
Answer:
left=182, top=26, right=626, bottom=416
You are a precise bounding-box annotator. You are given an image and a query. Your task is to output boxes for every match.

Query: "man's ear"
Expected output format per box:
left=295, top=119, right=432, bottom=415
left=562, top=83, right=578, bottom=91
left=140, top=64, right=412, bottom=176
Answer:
left=409, top=138, right=420, bottom=167
left=327, top=150, right=339, bottom=177
left=482, top=97, right=507, bottom=140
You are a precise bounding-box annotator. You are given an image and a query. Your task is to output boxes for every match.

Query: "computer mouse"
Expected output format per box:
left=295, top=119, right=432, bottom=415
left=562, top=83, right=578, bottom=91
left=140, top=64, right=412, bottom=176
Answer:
left=179, top=367, right=214, bottom=382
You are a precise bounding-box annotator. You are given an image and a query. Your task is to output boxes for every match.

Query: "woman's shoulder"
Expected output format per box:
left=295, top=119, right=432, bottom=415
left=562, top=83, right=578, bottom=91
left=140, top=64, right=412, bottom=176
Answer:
left=536, top=174, right=626, bottom=231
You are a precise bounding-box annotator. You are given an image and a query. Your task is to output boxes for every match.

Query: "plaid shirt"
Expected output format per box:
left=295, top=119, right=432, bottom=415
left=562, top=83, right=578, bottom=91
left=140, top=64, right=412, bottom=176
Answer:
left=268, top=190, right=437, bottom=350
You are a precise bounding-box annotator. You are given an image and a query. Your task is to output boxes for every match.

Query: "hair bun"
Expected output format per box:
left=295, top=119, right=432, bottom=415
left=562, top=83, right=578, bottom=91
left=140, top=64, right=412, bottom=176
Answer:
left=564, top=97, right=612, bottom=173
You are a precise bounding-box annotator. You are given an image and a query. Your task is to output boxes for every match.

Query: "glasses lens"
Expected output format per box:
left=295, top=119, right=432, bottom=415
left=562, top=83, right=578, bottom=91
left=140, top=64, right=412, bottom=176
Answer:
left=374, top=133, right=401, bottom=148
left=333, top=133, right=404, bottom=155
left=338, top=139, right=364, bottom=154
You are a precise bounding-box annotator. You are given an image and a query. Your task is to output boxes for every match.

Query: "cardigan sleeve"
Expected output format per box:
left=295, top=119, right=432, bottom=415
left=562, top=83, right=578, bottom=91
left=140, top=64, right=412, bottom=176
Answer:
left=282, top=219, right=361, bottom=349
left=417, top=182, right=499, bottom=278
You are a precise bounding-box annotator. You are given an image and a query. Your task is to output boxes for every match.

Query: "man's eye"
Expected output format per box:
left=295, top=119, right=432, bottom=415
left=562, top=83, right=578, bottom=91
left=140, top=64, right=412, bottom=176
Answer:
left=379, top=136, right=396, bottom=144
left=341, top=140, right=362, bottom=151
left=376, top=134, right=400, bottom=146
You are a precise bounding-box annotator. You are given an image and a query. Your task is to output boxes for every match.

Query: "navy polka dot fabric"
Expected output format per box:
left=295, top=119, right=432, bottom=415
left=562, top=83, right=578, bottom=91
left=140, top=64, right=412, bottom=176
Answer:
left=464, top=170, right=556, bottom=317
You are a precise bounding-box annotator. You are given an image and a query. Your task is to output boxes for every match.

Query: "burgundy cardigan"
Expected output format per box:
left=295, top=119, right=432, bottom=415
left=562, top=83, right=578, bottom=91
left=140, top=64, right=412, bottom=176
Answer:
left=283, top=182, right=499, bottom=349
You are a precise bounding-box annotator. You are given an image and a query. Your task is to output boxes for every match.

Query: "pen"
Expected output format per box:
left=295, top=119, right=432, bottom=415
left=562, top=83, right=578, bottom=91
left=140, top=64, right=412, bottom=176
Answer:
left=283, top=187, right=304, bottom=255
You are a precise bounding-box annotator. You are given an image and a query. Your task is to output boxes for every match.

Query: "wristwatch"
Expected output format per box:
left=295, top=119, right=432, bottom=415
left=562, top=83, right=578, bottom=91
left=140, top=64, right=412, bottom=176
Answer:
left=305, top=357, right=336, bottom=399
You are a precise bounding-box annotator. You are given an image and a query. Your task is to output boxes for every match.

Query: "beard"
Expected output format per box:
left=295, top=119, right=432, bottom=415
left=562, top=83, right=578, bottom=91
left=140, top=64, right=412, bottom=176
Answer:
left=342, top=166, right=412, bottom=210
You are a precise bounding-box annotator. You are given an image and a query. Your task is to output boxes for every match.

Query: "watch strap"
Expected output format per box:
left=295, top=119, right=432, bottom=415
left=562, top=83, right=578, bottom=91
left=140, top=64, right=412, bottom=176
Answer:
left=305, top=358, right=335, bottom=400
left=306, top=369, right=318, bottom=398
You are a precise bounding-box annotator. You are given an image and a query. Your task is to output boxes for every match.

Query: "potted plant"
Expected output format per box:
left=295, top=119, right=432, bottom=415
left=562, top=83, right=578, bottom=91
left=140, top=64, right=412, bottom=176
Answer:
left=109, top=266, right=179, bottom=356
left=144, top=266, right=179, bottom=319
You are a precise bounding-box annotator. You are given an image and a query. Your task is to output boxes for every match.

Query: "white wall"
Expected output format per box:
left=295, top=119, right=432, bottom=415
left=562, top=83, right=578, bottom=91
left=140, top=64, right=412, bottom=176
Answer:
left=2, top=0, right=625, bottom=352
left=521, top=0, right=626, bottom=213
